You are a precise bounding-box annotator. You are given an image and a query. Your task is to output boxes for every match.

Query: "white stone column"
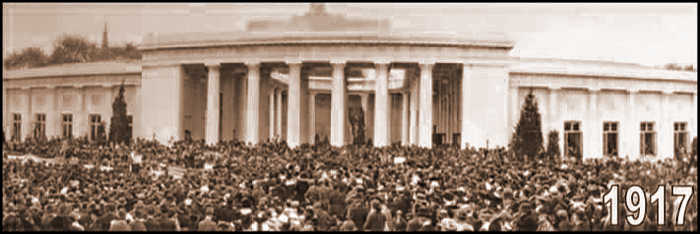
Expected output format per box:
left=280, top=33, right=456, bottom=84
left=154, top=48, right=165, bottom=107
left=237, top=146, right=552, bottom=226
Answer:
left=627, top=89, right=640, bottom=160
left=309, top=91, right=316, bottom=144
left=204, top=62, right=221, bottom=146
left=585, top=88, right=601, bottom=160
left=402, top=91, right=410, bottom=146
left=78, top=86, right=86, bottom=139
left=419, top=62, right=435, bottom=148
left=269, top=88, right=276, bottom=141
left=549, top=86, right=562, bottom=158
left=659, top=91, right=673, bottom=159
left=48, top=86, right=58, bottom=139
left=24, top=88, right=33, bottom=142
left=409, top=78, right=419, bottom=146
left=286, top=61, right=302, bottom=148
left=461, top=63, right=471, bottom=149
left=374, top=60, right=390, bottom=147
left=2, top=81, right=6, bottom=141
left=245, top=60, right=261, bottom=145
left=330, top=60, right=346, bottom=147
left=276, top=88, right=283, bottom=140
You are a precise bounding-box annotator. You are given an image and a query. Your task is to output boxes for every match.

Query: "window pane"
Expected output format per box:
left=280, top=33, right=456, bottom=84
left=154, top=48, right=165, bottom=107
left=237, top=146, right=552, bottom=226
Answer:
left=612, top=123, right=617, bottom=131
left=645, top=133, right=655, bottom=155
left=681, top=123, right=686, bottom=131
left=565, top=122, right=571, bottom=131
left=648, top=123, right=653, bottom=131
left=604, top=123, right=609, bottom=131
left=573, top=123, right=579, bottom=131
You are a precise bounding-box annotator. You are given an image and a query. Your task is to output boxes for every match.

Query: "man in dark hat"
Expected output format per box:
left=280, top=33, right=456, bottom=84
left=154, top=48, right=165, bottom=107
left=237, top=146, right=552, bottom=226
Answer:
left=198, top=207, right=217, bottom=231
left=160, top=208, right=180, bottom=231
left=347, top=199, right=368, bottom=230
left=513, top=202, right=538, bottom=231
left=144, top=206, right=161, bottom=231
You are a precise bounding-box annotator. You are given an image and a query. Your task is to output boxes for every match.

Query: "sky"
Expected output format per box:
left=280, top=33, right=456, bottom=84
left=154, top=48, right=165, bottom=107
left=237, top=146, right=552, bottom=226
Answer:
left=3, top=3, right=697, bottom=67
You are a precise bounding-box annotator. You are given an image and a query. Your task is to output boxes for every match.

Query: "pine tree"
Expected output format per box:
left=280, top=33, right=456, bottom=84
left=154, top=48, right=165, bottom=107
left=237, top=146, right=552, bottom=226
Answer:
left=511, top=89, right=544, bottom=162
left=109, top=80, right=129, bottom=145
left=546, top=130, right=561, bottom=162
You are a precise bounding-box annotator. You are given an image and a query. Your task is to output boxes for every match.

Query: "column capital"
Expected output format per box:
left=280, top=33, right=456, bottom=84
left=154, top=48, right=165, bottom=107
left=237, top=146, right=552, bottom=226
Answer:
left=244, top=59, right=261, bottom=67
left=373, top=58, right=392, bottom=65
left=418, top=59, right=436, bottom=68
left=588, top=87, right=601, bottom=93
left=204, top=61, right=221, bottom=69
left=549, top=85, right=561, bottom=91
left=285, top=59, right=303, bottom=66
left=330, top=58, right=347, bottom=65
left=662, top=90, right=674, bottom=95
left=628, top=88, right=640, bottom=94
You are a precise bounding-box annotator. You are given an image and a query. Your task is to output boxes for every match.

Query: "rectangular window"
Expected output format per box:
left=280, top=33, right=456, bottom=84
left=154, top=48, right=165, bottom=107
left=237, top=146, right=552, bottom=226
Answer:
left=35, top=113, right=46, bottom=139
left=674, top=122, right=688, bottom=158
left=12, top=113, right=22, bottom=142
left=564, top=121, right=583, bottom=159
left=89, top=114, right=102, bottom=141
left=62, top=114, right=73, bottom=139
left=640, top=122, right=656, bottom=157
left=603, top=122, right=619, bottom=157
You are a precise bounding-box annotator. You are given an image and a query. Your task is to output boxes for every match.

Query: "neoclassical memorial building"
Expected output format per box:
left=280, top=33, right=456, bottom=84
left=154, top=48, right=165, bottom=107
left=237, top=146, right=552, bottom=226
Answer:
left=3, top=5, right=697, bottom=160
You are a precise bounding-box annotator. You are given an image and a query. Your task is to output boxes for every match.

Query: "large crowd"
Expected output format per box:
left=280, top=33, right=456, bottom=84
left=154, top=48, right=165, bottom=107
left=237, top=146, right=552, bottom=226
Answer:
left=3, top=136, right=698, bottom=232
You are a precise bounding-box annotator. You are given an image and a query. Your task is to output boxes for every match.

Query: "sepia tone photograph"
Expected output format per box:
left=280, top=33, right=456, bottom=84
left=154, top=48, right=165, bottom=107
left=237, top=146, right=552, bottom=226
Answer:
left=3, top=3, right=697, bottom=231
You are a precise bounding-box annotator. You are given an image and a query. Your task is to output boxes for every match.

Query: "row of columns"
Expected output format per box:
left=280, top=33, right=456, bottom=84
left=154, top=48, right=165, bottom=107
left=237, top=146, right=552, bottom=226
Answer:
left=202, top=60, right=439, bottom=148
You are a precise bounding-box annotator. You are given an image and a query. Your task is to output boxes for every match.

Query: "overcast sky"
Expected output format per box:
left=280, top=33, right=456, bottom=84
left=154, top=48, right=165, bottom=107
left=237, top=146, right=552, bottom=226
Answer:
left=3, top=3, right=697, bottom=67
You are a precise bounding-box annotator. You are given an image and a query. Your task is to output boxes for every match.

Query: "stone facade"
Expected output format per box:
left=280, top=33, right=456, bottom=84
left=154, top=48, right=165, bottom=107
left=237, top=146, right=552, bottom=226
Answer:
left=3, top=6, right=697, bottom=160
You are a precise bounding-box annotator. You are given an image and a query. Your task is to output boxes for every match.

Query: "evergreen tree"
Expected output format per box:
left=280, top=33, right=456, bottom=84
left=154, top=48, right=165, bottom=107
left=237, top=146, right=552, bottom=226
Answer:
left=693, top=136, right=697, bottom=157
left=511, top=89, right=544, bottom=162
left=546, top=130, right=561, bottom=162
left=109, top=80, right=129, bottom=145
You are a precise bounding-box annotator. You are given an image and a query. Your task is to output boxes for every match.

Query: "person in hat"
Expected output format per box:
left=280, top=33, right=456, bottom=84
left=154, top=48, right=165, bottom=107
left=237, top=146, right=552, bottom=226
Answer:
left=128, top=208, right=147, bottom=231
left=161, top=208, right=181, bottom=231
left=393, top=210, right=408, bottom=231
left=513, top=202, right=538, bottom=231
left=328, top=182, right=346, bottom=220
left=107, top=210, right=131, bottom=231
left=339, top=220, right=358, bottom=231
left=197, top=207, right=217, bottom=231
left=143, top=206, right=161, bottom=231
left=406, top=206, right=432, bottom=231
left=363, top=199, right=387, bottom=231
left=347, top=199, right=368, bottom=230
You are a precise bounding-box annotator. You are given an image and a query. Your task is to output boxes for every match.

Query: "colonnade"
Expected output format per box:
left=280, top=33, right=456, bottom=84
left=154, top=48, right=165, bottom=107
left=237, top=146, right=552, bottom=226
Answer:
left=201, top=59, right=451, bottom=149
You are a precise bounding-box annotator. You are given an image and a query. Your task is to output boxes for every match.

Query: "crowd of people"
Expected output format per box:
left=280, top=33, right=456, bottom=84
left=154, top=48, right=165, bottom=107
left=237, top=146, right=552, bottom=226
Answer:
left=3, top=136, right=698, bottom=231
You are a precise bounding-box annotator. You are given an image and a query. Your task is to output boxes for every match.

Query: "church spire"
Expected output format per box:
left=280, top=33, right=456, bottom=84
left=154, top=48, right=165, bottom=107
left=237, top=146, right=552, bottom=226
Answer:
left=102, top=19, right=109, bottom=49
